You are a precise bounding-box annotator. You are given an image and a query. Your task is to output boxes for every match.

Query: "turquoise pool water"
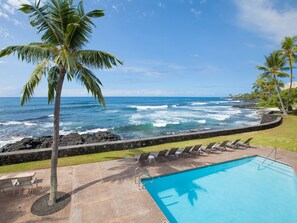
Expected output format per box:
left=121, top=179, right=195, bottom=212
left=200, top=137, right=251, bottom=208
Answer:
left=142, top=156, right=297, bottom=223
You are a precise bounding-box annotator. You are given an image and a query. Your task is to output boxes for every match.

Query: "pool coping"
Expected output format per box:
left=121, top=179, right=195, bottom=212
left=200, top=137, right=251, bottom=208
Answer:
left=141, top=154, right=297, bottom=183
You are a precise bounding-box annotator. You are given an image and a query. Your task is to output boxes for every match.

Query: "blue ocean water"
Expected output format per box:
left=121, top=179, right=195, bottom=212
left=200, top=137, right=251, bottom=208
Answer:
left=142, top=156, right=297, bottom=223
left=0, top=97, right=261, bottom=147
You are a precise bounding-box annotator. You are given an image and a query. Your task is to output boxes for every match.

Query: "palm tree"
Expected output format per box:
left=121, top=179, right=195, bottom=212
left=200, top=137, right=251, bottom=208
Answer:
left=252, top=76, right=284, bottom=101
left=256, top=51, right=288, bottom=115
left=279, top=36, right=297, bottom=111
left=0, top=0, right=122, bottom=206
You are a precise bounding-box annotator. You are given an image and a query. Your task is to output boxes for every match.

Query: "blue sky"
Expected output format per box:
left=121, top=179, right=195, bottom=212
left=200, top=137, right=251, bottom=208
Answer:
left=0, top=0, right=297, bottom=97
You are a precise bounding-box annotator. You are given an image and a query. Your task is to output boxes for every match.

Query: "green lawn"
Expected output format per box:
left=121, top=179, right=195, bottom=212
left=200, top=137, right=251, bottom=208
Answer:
left=0, top=115, right=296, bottom=174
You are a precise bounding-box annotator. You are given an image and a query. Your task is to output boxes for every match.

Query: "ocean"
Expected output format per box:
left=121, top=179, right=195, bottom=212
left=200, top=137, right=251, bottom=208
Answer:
left=0, top=97, right=261, bottom=148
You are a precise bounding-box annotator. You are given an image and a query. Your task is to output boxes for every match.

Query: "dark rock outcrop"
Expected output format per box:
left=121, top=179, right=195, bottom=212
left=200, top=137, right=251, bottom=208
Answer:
left=0, top=131, right=121, bottom=153
left=232, top=103, right=258, bottom=109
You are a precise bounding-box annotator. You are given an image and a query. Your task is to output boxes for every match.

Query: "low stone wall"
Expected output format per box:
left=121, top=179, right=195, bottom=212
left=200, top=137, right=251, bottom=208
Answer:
left=0, top=114, right=282, bottom=166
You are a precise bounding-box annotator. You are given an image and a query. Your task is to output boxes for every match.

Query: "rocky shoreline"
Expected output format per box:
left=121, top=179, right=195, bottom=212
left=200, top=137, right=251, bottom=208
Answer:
left=0, top=131, right=121, bottom=153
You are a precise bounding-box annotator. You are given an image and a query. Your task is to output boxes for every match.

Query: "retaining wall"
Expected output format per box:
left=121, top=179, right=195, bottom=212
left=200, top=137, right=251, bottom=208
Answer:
left=0, top=114, right=282, bottom=165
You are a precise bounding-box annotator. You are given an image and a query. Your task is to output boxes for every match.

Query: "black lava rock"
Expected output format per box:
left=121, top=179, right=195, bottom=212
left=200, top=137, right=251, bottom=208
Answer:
left=1, top=131, right=121, bottom=153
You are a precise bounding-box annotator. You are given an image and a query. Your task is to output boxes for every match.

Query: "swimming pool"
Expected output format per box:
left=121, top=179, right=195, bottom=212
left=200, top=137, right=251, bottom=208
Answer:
left=142, top=156, right=297, bottom=223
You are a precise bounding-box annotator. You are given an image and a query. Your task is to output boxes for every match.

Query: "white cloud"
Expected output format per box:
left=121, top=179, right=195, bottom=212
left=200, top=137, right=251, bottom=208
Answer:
left=190, top=8, right=201, bottom=17
left=233, top=0, right=297, bottom=43
left=0, top=10, right=9, bottom=19
left=6, top=0, right=34, bottom=8
left=158, top=2, right=164, bottom=8
left=2, top=3, right=15, bottom=14
left=103, top=89, right=167, bottom=96
left=112, top=66, right=165, bottom=77
left=0, top=27, right=14, bottom=39
left=0, top=86, right=20, bottom=96
left=0, top=0, right=37, bottom=26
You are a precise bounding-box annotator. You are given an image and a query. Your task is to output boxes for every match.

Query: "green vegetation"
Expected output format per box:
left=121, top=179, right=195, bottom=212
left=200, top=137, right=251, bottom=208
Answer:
left=1, top=115, right=296, bottom=174
left=257, top=88, right=297, bottom=108
left=233, top=36, right=297, bottom=111
left=229, top=92, right=258, bottom=100
left=279, top=36, right=297, bottom=110
left=0, top=0, right=122, bottom=205
left=256, top=51, right=289, bottom=115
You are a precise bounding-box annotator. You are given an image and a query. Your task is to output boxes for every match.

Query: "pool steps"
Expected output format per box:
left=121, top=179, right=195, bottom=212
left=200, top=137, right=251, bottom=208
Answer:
left=252, top=158, right=295, bottom=178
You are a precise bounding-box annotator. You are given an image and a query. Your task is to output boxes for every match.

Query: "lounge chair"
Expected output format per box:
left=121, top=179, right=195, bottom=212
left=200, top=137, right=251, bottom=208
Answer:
left=200, top=142, right=216, bottom=154
left=190, top=144, right=202, bottom=156
left=212, top=141, right=229, bottom=151
left=237, top=138, right=253, bottom=148
left=0, top=179, right=18, bottom=196
left=176, top=146, right=192, bottom=158
left=153, top=149, right=169, bottom=161
left=136, top=152, right=155, bottom=165
left=226, top=139, right=241, bottom=149
left=166, top=148, right=179, bottom=160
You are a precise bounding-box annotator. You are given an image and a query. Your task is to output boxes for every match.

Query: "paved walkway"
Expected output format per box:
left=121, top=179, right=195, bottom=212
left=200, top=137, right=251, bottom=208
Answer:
left=0, top=146, right=296, bottom=223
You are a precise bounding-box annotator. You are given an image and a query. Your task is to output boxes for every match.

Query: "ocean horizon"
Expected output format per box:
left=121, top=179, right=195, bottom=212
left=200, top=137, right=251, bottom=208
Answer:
left=0, top=97, right=261, bottom=148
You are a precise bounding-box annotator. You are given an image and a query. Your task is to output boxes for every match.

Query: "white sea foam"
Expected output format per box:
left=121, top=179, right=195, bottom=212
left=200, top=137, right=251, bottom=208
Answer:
left=129, top=105, right=168, bottom=111
left=48, top=114, right=54, bottom=117
left=209, top=101, right=227, bottom=104
left=191, top=102, right=207, bottom=106
left=153, top=120, right=180, bottom=127
left=207, top=114, right=231, bottom=121
left=245, top=110, right=261, bottom=119
left=59, top=129, right=74, bottom=135
left=0, top=121, right=37, bottom=126
left=78, top=128, right=110, bottom=134
left=42, top=123, right=53, bottom=128
left=225, top=109, right=242, bottom=115
left=0, top=136, right=28, bottom=148
left=197, top=120, right=206, bottom=124
left=106, top=110, right=119, bottom=113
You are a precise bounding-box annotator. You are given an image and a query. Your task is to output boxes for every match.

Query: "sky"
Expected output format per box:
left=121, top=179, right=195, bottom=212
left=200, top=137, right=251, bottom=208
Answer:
left=0, top=0, right=297, bottom=97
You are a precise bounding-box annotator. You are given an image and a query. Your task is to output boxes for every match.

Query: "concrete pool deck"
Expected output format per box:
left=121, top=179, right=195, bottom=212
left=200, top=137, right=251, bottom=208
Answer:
left=0, top=146, right=297, bottom=223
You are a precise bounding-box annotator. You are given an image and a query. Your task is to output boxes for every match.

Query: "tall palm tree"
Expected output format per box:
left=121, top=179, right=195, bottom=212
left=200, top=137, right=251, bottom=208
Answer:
left=0, top=0, right=122, bottom=206
left=252, top=76, right=284, bottom=101
left=256, top=51, right=288, bottom=115
left=279, top=36, right=297, bottom=111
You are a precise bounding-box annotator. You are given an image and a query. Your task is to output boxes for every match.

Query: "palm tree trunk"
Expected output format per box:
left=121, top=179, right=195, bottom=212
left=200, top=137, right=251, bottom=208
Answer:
left=48, top=69, right=66, bottom=206
left=273, top=75, right=287, bottom=115
left=286, top=60, right=293, bottom=112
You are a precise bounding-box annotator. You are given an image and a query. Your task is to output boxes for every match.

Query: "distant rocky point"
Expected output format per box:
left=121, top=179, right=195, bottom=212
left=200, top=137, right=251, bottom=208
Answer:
left=232, top=103, right=258, bottom=109
left=0, top=131, right=121, bottom=153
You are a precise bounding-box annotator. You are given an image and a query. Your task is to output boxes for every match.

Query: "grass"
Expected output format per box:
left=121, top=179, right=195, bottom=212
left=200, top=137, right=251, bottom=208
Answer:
left=0, top=115, right=296, bottom=174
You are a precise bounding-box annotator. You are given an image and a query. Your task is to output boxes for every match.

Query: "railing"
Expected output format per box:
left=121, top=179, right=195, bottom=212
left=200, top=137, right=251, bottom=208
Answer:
left=134, top=167, right=154, bottom=190
left=258, top=147, right=277, bottom=170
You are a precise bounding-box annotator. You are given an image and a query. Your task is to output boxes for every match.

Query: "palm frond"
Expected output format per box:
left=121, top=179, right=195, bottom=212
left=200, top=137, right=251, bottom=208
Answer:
left=20, top=1, right=63, bottom=45
left=47, top=66, right=59, bottom=104
left=256, top=66, right=268, bottom=71
left=75, top=66, right=105, bottom=107
left=259, top=72, right=270, bottom=78
left=54, top=49, right=77, bottom=72
left=21, top=59, right=49, bottom=105
left=66, top=1, right=104, bottom=49
left=0, top=44, right=52, bottom=64
left=274, top=71, right=289, bottom=78
left=77, top=50, right=123, bottom=69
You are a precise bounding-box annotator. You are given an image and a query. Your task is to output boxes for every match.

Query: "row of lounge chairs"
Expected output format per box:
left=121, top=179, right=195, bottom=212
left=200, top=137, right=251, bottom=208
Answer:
left=136, top=138, right=253, bottom=165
